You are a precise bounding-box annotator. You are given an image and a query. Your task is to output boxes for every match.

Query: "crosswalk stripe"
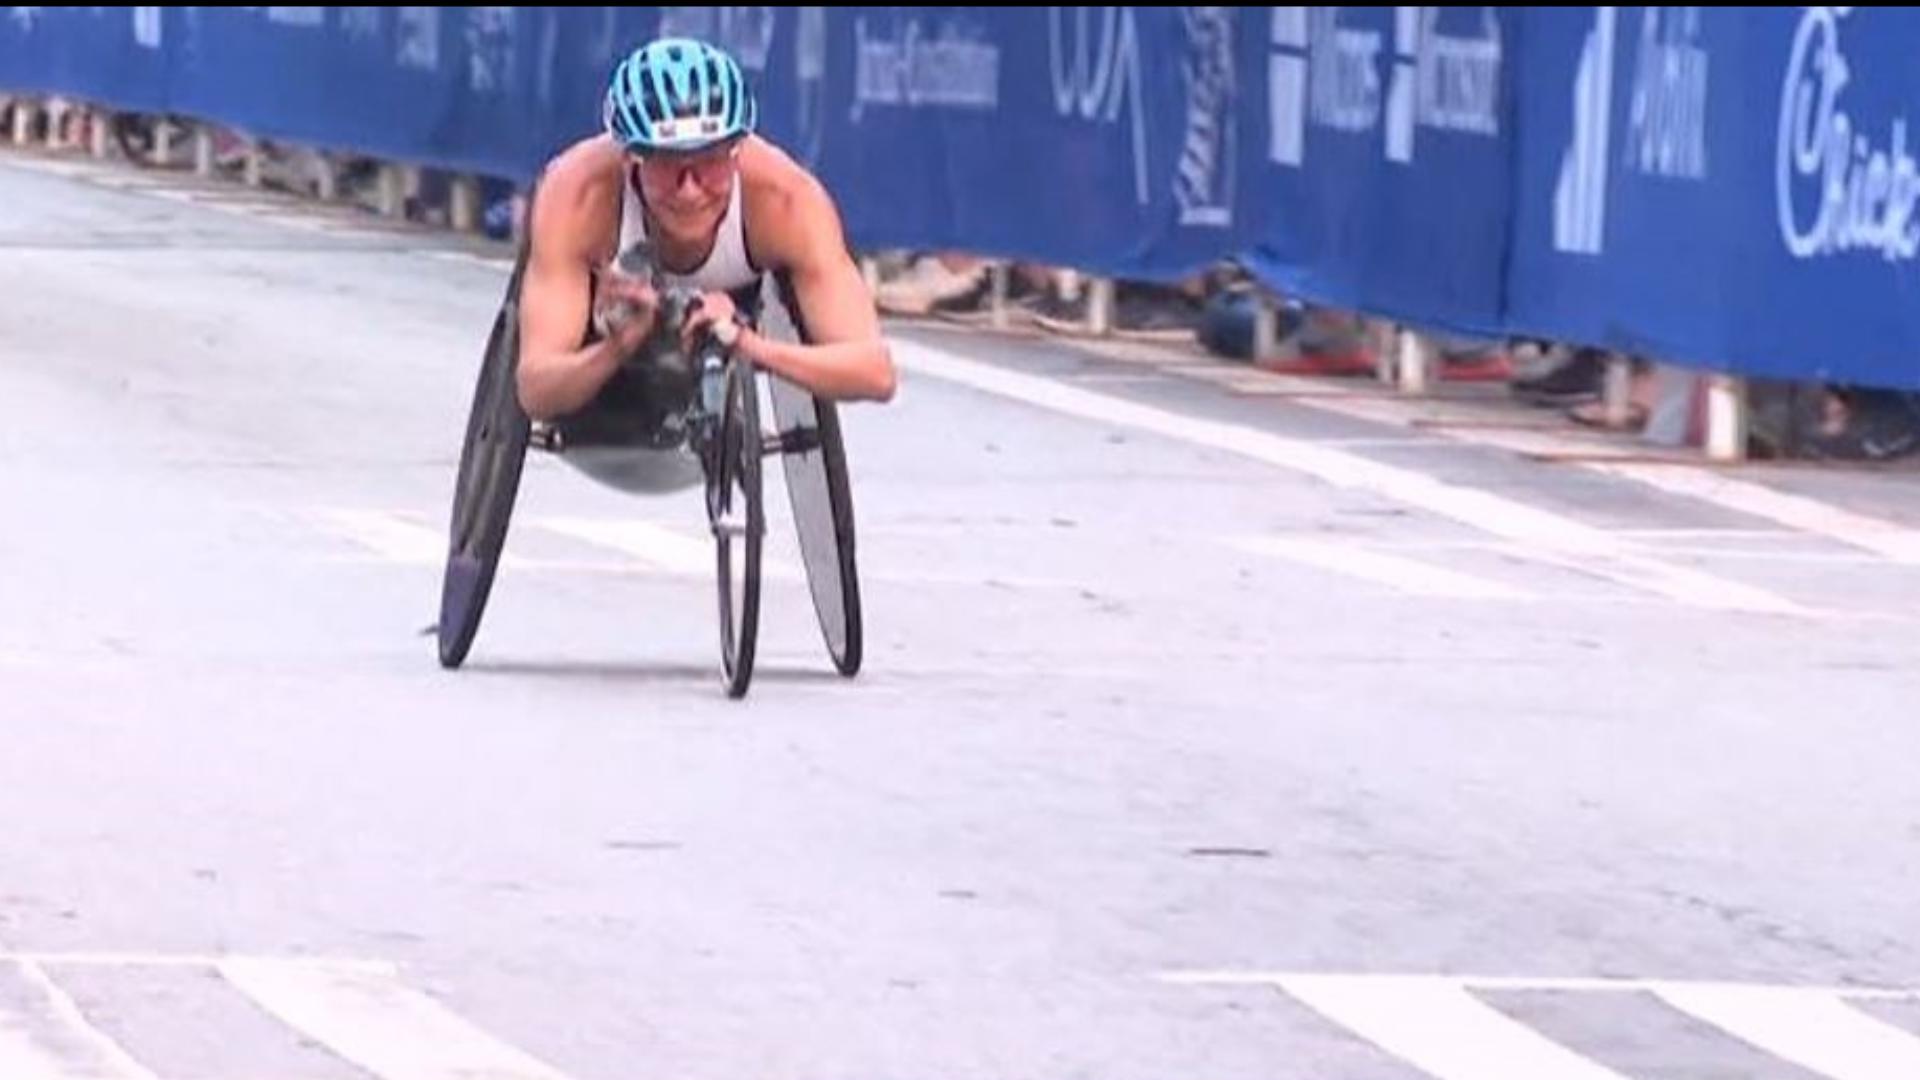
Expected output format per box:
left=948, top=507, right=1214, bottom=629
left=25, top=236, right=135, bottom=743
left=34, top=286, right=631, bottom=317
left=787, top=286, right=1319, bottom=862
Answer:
left=1230, top=536, right=1533, bottom=600
left=5, top=952, right=395, bottom=973
left=1590, top=463, right=1920, bottom=564
left=89, top=175, right=178, bottom=191
left=1654, top=984, right=1920, bottom=1080
left=0, top=157, right=92, bottom=179
left=0, top=959, right=158, bottom=1080
left=423, top=249, right=515, bottom=271
left=1276, top=974, right=1634, bottom=1080
left=537, top=516, right=803, bottom=582
left=219, top=958, right=573, bottom=1080
left=536, top=516, right=712, bottom=575
left=317, top=508, right=444, bottom=564
left=1170, top=365, right=1318, bottom=395
left=308, top=508, right=811, bottom=581
left=896, top=340, right=1809, bottom=617
left=1163, top=971, right=1920, bottom=999
left=1064, top=371, right=1173, bottom=386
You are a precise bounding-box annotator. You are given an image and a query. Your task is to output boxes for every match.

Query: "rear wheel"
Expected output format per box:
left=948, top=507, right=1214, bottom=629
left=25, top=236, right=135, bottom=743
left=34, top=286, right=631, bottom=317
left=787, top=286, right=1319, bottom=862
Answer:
left=436, top=300, right=530, bottom=669
left=768, top=379, right=863, bottom=677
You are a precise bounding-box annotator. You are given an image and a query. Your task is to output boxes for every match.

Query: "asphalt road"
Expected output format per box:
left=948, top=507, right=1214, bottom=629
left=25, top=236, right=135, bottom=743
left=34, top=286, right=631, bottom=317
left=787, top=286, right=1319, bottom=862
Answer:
left=3, top=150, right=1919, bottom=1080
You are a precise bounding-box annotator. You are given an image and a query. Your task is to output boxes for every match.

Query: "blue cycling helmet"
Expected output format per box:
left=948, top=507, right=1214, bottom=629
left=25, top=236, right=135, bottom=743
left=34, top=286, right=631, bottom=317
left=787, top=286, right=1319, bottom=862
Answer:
left=604, top=38, right=757, bottom=154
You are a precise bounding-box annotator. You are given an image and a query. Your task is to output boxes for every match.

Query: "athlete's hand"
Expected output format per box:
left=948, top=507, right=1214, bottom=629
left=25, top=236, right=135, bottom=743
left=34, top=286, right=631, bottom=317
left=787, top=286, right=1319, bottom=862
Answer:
left=682, top=290, right=743, bottom=353
left=591, top=265, right=659, bottom=352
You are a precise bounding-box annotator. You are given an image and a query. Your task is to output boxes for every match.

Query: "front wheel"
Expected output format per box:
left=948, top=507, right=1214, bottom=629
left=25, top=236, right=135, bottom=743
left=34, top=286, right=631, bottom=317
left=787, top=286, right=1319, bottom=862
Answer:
left=711, top=356, right=764, bottom=699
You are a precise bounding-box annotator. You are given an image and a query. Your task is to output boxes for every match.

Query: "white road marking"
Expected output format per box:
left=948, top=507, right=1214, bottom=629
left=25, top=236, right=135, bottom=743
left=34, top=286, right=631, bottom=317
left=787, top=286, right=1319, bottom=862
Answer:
left=423, top=249, right=515, bottom=271
left=87, top=174, right=179, bottom=191
left=1166, top=973, right=1920, bottom=1080
left=1172, top=365, right=1332, bottom=395
left=0, top=152, right=457, bottom=248
left=0, top=156, right=95, bottom=179
left=0, top=959, right=158, bottom=1080
left=1276, top=974, right=1633, bottom=1080
left=1608, top=527, right=1804, bottom=540
left=1064, top=372, right=1173, bottom=386
left=1306, top=436, right=1474, bottom=450
left=219, top=958, right=573, bottom=1080
left=310, top=508, right=1075, bottom=589
left=1600, top=546, right=1896, bottom=566
left=1301, top=391, right=1537, bottom=433
left=317, top=508, right=445, bottom=564
left=1589, top=464, right=1920, bottom=564
left=1160, top=971, right=1920, bottom=1000
left=1223, top=354, right=1920, bottom=569
left=1230, top=536, right=1532, bottom=600
left=170, top=196, right=340, bottom=234
left=1070, top=337, right=1216, bottom=367
left=313, top=509, right=734, bottom=577
left=422, top=247, right=512, bottom=274
left=5, top=952, right=395, bottom=973
left=1655, top=984, right=1920, bottom=1080
left=1170, top=365, right=1281, bottom=386
left=537, top=516, right=803, bottom=582
left=229, top=208, right=333, bottom=235
left=897, top=341, right=1808, bottom=616
left=536, top=517, right=713, bottom=575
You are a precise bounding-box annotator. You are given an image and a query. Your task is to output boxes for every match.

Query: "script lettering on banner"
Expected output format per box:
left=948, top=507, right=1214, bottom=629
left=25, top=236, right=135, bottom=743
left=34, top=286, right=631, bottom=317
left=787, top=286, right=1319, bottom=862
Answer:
left=1777, top=5, right=1920, bottom=262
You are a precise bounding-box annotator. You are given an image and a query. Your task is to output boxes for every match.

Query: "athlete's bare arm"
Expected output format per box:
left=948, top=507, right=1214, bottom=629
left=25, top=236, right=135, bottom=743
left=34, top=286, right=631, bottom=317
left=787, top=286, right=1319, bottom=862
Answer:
left=684, top=140, right=897, bottom=403
left=514, top=140, right=656, bottom=421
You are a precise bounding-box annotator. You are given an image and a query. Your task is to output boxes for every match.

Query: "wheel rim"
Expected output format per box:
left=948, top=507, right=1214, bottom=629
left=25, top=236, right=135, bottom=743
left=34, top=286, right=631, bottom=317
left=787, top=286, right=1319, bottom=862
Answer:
left=713, top=361, right=761, bottom=695
left=767, top=379, right=862, bottom=676
left=438, top=301, right=529, bottom=669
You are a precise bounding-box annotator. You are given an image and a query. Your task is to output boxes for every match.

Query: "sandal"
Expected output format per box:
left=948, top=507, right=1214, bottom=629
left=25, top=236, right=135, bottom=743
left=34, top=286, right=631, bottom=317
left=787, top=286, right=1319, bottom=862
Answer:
left=1568, top=399, right=1648, bottom=432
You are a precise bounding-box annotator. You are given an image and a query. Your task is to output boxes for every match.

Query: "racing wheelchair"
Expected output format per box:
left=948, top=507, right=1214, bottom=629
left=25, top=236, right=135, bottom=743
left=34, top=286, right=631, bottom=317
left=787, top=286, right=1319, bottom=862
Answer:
left=433, top=238, right=863, bottom=699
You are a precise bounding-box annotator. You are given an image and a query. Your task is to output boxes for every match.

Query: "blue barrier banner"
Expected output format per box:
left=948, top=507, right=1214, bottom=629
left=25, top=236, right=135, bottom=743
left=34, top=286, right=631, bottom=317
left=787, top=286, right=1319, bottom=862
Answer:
left=2, top=6, right=1918, bottom=391
left=167, top=8, right=600, bottom=180
left=0, top=7, right=172, bottom=114
left=806, top=7, right=1234, bottom=278
left=1239, top=6, right=1515, bottom=336
left=0, top=6, right=1247, bottom=279
left=1508, top=6, right=1920, bottom=390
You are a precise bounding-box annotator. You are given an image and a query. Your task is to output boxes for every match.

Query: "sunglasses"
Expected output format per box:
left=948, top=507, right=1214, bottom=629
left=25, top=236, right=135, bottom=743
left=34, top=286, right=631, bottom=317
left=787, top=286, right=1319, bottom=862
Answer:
left=633, top=143, right=738, bottom=191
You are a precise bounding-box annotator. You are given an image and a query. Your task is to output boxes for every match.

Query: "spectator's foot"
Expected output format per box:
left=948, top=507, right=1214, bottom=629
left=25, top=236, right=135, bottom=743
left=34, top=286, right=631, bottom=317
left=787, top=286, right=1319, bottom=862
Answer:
left=1568, top=399, right=1648, bottom=432
left=1511, top=348, right=1606, bottom=405
left=877, top=256, right=987, bottom=317
left=1032, top=290, right=1094, bottom=336
left=930, top=270, right=1044, bottom=326
left=1111, top=288, right=1204, bottom=343
left=1031, top=285, right=1202, bottom=341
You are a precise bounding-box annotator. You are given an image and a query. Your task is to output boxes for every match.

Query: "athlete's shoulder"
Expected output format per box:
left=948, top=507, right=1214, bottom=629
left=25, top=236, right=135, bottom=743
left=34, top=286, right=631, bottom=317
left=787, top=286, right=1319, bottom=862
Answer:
left=738, top=136, right=842, bottom=267
left=530, top=136, right=623, bottom=253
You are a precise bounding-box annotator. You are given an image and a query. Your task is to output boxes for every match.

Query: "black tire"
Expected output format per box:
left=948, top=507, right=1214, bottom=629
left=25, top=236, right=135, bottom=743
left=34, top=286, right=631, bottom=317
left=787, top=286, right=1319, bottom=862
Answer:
left=768, top=380, right=864, bottom=677
left=436, top=290, right=531, bottom=670
left=714, top=357, right=764, bottom=698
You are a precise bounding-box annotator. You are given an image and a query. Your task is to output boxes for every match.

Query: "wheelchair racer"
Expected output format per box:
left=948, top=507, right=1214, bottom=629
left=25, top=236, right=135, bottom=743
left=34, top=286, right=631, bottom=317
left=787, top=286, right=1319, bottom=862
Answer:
left=514, top=37, right=897, bottom=424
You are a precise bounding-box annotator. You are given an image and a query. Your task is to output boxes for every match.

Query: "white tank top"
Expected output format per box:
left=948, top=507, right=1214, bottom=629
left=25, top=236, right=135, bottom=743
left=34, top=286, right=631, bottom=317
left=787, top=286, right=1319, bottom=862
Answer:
left=616, top=171, right=760, bottom=293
